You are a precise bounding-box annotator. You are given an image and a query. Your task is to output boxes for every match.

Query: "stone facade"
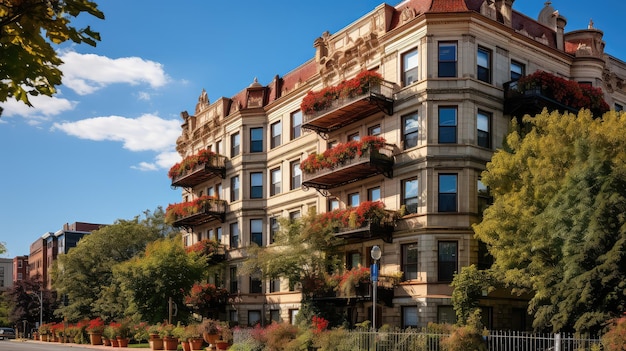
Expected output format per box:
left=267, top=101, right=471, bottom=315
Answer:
left=171, top=0, right=626, bottom=330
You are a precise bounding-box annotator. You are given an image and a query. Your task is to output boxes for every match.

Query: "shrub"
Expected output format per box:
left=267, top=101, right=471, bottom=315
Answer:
left=602, top=316, right=626, bottom=351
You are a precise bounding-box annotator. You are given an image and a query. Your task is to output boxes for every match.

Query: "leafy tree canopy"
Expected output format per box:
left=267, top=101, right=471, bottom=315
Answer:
left=0, top=0, right=104, bottom=115
left=474, top=110, right=626, bottom=333
left=52, top=209, right=168, bottom=322
left=242, top=209, right=344, bottom=298
left=0, top=242, right=5, bottom=254
left=113, top=235, right=206, bottom=324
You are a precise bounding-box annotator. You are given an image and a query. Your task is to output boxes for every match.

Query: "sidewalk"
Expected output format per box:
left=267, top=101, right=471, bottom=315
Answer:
left=13, top=338, right=129, bottom=350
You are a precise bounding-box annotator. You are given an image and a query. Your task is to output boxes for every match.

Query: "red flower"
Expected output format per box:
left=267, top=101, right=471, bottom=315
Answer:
left=165, top=195, right=225, bottom=224
left=300, top=136, right=387, bottom=174
left=168, top=149, right=220, bottom=179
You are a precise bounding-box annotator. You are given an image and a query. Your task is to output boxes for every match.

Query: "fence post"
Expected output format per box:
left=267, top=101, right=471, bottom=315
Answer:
left=554, top=333, right=561, bottom=351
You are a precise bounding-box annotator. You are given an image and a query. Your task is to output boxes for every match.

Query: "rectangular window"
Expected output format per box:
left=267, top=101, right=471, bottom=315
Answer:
left=477, top=179, right=492, bottom=217
left=510, top=60, right=525, bottom=81
left=348, top=132, right=360, bottom=141
left=289, top=309, right=299, bottom=325
left=231, top=175, right=240, bottom=202
left=438, top=106, right=457, bottom=144
left=438, top=306, right=457, bottom=324
left=348, top=193, right=360, bottom=207
left=216, top=140, right=223, bottom=155
left=477, top=46, right=491, bottom=83
left=328, top=198, right=339, bottom=211
left=402, top=306, right=418, bottom=328
left=403, top=113, right=419, bottom=149
left=402, top=177, right=418, bottom=214
left=18, top=260, right=22, bottom=268
left=438, top=174, right=458, bottom=212
left=231, top=132, right=240, bottom=157
left=438, top=42, right=457, bottom=78
left=271, top=121, right=282, bottom=149
left=402, top=48, right=419, bottom=86
left=216, top=227, right=223, bottom=243
left=290, top=161, right=301, bottom=190
left=250, top=219, right=263, bottom=246
left=216, top=183, right=223, bottom=199
left=270, top=279, right=281, bottom=293
left=207, top=187, right=215, bottom=198
left=229, top=266, right=238, bottom=293
left=270, top=309, right=281, bottom=323
left=477, top=110, right=491, bottom=148
left=368, top=187, right=380, bottom=202
left=249, top=276, right=262, bottom=294
left=270, top=168, right=281, bottom=196
left=289, top=211, right=300, bottom=221
left=402, top=243, right=418, bottom=280
left=248, top=310, right=262, bottom=326
left=347, top=252, right=361, bottom=270
left=291, top=110, right=302, bottom=139
left=250, top=127, right=263, bottom=153
left=368, top=125, right=381, bottom=136
left=270, top=217, right=279, bottom=244
left=615, top=103, right=623, bottom=112
left=230, top=222, right=239, bottom=248
left=438, top=241, right=458, bottom=281
left=250, top=172, right=263, bottom=199
left=208, top=229, right=214, bottom=241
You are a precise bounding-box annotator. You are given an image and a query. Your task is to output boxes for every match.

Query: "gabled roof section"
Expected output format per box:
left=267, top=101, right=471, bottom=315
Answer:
left=428, top=0, right=469, bottom=12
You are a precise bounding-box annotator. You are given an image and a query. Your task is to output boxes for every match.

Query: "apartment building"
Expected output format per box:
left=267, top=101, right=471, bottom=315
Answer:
left=13, top=255, right=29, bottom=283
left=0, top=258, right=13, bottom=291
left=29, top=222, right=105, bottom=290
left=168, top=0, right=626, bottom=330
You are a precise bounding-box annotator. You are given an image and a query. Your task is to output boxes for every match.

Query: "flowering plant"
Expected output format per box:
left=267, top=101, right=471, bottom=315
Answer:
left=514, top=70, right=609, bottom=116
left=168, top=149, right=221, bottom=179
left=165, top=195, right=225, bottom=223
left=315, top=201, right=394, bottom=231
left=185, top=283, right=229, bottom=313
left=311, top=316, right=329, bottom=334
left=185, top=239, right=219, bottom=256
left=333, top=266, right=371, bottom=297
left=300, top=136, right=387, bottom=174
left=301, top=70, right=383, bottom=115
left=86, top=317, right=105, bottom=334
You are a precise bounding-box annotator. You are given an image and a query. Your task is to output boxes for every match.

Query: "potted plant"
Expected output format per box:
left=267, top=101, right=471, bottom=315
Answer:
left=185, top=324, right=204, bottom=350
left=158, top=323, right=178, bottom=351
left=215, top=324, right=233, bottom=350
left=86, top=317, right=105, bottom=345
left=103, top=323, right=116, bottom=346
left=112, top=320, right=131, bottom=347
left=199, top=319, right=223, bottom=345
left=147, top=324, right=163, bottom=350
left=38, top=323, right=51, bottom=342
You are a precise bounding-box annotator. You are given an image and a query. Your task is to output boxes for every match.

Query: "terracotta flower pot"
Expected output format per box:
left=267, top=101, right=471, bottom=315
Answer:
left=103, top=337, right=111, bottom=346
left=117, top=337, right=130, bottom=347
left=215, top=340, right=230, bottom=350
left=111, top=337, right=119, bottom=347
left=89, top=332, right=103, bottom=345
left=189, top=337, right=204, bottom=350
left=203, top=332, right=219, bottom=345
left=162, top=336, right=178, bottom=351
left=181, top=340, right=191, bottom=351
left=149, top=336, right=164, bottom=350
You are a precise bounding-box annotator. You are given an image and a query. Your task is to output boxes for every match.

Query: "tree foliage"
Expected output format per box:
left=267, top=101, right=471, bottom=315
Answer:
left=474, top=110, right=626, bottom=333
left=0, top=0, right=104, bottom=115
left=0, top=242, right=5, bottom=254
left=52, top=210, right=167, bottom=321
left=5, top=276, right=56, bottom=327
left=451, top=265, right=496, bottom=325
left=113, top=236, right=206, bottom=324
left=242, top=209, right=344, bottom=298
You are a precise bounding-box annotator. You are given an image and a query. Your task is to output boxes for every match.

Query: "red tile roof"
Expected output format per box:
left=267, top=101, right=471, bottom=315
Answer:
left=428, top=0, right=469, bottom=12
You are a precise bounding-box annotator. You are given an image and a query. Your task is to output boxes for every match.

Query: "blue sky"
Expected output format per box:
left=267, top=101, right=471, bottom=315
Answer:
left=0, top=1, right=624, bottom=257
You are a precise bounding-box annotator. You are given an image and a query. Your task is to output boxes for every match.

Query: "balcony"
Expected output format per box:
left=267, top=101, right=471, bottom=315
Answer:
left=169, top=150, right=227, bottom=188
left=302, top=143, right=394, bottom=190
left=166, top=197, right=227, bottom=228
left=503, top=71, right=609, bottom=118
left=301, top=71, right=394, bottom=135
left=334, top=221, right=394, bottom=243
left=185, top=239, right=227, bottom=263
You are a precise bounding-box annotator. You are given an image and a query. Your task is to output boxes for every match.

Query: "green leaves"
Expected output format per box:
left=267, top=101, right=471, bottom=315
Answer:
left=475, top=110, right=626, bottom=333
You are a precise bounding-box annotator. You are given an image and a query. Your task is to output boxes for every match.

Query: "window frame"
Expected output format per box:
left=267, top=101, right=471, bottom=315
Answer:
left=438, top=241, right=458, bottom=282
left=269, top=217, right=279, bottom=244
left=230, top=222, right=240, bottom=249
left=250, top=218, right=263, bottom=246
left=402, top=177, right=418, bottom=214
left=231, top=132, right=240, bottom=157
left=438, top=42, right=457, bottom=78
left=230, top=175, right=240, bottom=202
left=402, top=48, right=419, bottom=86
left=402, top=242, right=419, bottom=281
left=250, top=172, right=263, bottom=199
left=477, top=110, right=491, bottom=148
left=438, top=106, right=457, bottom=144
left=250, top=127, right=264, bottom=153
left=291, top=110, right=302, bottom=139
left=348, top=192, right=360, bottom=207
left=510, top=60, right=525, bottom=81
left=290, top=160, right=301, bottom=190
left=477, top=46, right=492, bottom=83
left=402, top=113, right=419, bottom=149
left=368, top=187, right=381, bottom=202
left=270, top=167, right=281, bottom=196
left=270, top=121, right=282, bottom=149
left=438, top=174, right=458, bottom=212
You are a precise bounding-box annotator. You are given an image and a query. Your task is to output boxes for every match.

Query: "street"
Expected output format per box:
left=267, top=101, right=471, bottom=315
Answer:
left=0, top=340, right=107, bottom=351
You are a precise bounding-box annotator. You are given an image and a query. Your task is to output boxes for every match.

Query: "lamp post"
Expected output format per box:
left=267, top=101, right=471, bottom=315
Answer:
left=370, top=245, right=381, bottom=331
left=29, top=291, right=43, bottom=330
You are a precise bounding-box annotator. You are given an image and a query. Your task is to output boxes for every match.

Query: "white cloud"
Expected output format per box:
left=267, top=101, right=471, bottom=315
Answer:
left=60, top=51, right=169, bottom=95
left=131, top=150, right=181, bottom=172
left=52, top=113, right=180, bottom=153
left=0, top=93, right=77, bottom=122
left=137, top=91, right=151, bottom=101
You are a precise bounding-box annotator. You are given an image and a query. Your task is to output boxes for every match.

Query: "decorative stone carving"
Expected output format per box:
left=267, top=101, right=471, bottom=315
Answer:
left=400, top=7, right=417, bottom=25
left=480, top=0, right=497, bottom=21
left=195, top=89, right=209, bottom=115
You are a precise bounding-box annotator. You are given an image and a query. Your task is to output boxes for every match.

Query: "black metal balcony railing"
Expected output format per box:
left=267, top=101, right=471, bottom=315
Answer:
left=334, top=221, right=394, bottom=243
left=171, top=155, right=227, bottom=188
left=302, top=145, right=394, bottom=190
left=172, top=201, right=227, bottom=228
left=302, top=81, right=395, bottom=134
left=503, top=80, right=579, bottom=117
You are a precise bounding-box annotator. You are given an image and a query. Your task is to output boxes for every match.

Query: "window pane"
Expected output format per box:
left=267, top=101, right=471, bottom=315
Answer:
left=251, top=172, right=263, bottom=199
left=403, top=178, right=418, bottom=214
left=511, top=61, right=524, bottom=81
left=477, top=47, right=490, bottom=83
left=368, top=187, right=380, bottom=202
left=250, top=127, right=263, bottom=153
left=403, top=49, right=419, bottom=85
left=402, top=243, right=418, bottom=280
left=438, top=241, right=457, bottom=281
left=438, top=174, right=457, bottom=212
left=439, top=107, right=457, bottom=144
left=271, top=121, right=282, bottom=148
left=230, top=222, right=239, bottom=248
left=368, top=125, right=381, bottom=136
left=403, top=113, right=419, bottom=149
left=251, top=219, right=263, bottom=246
left=291, top=161, right=301, bottom=189
left=271, top=168, right=281, bottom=196
left=231, top=176, right=239, bottom=201
left=231, top=133, right=240, bottom=157
left=477, top=111, right=490, bottom=148
left=291, top=111, right=302, bottom=139
left=348, top=193, right=360, bottom=207
left=402, top=306, right=418, bottom=328
left=438, top=42, right=457, bottom=78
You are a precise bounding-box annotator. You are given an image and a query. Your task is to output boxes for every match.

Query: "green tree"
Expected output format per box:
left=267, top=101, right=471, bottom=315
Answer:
left=242, top=209, right=345, bottom=326
left=113, top=236, right=206, bottom=324
left=52, top=211, right=166, bottom=321
left=474, top=110, right=626, bottom=333
left=0, top=242, right=5, bottom=254
left=0, top=0, right=104, bottom=115
left=451, top=265, right=496, bottom=325
left=6, top=276, right=56, bottom=328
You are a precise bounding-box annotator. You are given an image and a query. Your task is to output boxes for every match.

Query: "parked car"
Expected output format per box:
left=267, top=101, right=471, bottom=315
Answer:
left=0, top=328, right=16, bottom=340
